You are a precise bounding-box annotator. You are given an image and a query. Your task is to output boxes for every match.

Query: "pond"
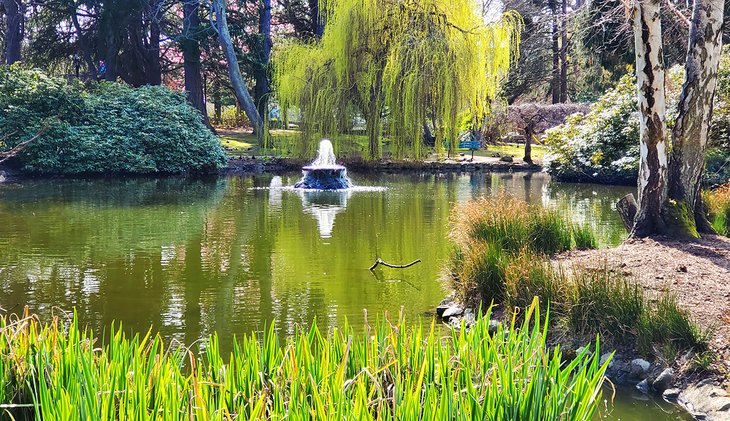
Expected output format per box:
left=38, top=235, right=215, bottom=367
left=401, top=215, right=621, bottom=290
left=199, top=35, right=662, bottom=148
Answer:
left=0, top=172, right=689, bottom=420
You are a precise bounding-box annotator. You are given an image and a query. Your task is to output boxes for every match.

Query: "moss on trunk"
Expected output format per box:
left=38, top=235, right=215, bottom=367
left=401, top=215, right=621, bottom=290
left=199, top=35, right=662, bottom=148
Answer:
left=662, top=199, right=700, bottom=239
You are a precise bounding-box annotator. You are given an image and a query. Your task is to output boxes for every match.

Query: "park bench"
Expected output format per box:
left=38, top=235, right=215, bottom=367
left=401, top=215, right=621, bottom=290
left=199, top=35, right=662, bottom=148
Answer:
left=458, top=140, right=481, bottom=160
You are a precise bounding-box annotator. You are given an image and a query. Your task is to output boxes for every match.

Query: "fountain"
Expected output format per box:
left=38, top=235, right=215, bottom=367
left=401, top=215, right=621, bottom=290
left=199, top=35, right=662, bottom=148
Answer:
left=294, top=139, right=353, bottom=190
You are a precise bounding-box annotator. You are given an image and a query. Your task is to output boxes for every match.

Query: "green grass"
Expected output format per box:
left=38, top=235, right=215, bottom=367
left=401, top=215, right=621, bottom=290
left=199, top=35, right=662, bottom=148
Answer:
left=572, top=224, right=598, bottom=250
left=0, top=301, right=609, bottom=420
left=568, top=268, right=645, bottom=342
left=456, top=196, right=584, bottom=256
left=217, top=128, right=547, bottom=162
left=445, top=196, right=710, bottom=358
left=644, top=294, right=711, bottom=353
left=705, top=186, right=730, bottom=236
left=473, top=143, right=548, bottom=161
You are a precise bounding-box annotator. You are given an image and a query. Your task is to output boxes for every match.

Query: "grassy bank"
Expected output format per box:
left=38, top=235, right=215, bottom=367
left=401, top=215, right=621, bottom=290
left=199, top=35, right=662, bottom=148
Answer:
left=218, top=129, right=547, bottom=161
left=444, top=197, right=710, bottom=359
left=1, top=302, right=608, bottom=420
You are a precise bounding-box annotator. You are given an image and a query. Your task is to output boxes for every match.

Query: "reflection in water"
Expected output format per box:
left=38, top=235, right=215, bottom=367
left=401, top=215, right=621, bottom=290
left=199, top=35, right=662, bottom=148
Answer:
left=0, top=172, right=682, bottom=420
left=297, top=189, right=352, bottom=238
left=0, top=173, right=632, bottom=348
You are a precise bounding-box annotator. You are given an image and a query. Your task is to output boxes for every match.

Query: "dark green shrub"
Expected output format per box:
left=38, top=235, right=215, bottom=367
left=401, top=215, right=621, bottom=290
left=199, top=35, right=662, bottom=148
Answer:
left=0, top=66, right=226, bottom=174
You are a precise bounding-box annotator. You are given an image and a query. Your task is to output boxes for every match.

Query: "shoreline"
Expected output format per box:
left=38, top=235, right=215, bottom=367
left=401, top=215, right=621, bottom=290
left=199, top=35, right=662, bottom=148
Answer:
left=222, top=155, right=544, bottom=174
left=437, top=235, right=730, bottom=421
left=0, top=156, right=544, bottom=183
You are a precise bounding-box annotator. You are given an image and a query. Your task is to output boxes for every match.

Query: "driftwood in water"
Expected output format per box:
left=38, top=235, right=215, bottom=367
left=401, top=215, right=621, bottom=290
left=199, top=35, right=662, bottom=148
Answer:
left=369, top=258, right=422, bottom=271
left=616, top=193, right=638, bottom=232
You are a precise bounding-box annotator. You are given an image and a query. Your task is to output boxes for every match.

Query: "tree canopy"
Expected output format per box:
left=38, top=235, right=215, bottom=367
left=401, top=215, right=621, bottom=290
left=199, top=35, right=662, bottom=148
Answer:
left=275, top=0, right=521, bottom=159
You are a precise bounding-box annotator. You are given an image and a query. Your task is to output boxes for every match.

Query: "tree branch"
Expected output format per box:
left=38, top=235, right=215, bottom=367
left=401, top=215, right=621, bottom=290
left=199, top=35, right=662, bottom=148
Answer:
left=369, top=258, right=422, bottom=271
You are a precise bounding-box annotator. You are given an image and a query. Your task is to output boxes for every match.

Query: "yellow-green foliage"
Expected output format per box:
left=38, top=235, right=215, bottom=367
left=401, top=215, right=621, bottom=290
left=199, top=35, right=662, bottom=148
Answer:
left=275, top=0, right=520, bottom=159
left=0, top=302, right=609, bottom=420
left=705, top=185, right=730, bottom=235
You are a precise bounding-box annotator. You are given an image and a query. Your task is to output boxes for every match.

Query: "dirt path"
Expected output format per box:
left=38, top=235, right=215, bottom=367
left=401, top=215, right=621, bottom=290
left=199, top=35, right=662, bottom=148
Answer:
left=557, top=236, right=730, bottom=369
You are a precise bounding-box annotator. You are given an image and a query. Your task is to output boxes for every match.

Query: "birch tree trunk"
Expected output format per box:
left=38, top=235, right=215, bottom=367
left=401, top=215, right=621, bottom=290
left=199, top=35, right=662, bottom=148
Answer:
left=666, top=0, right=724, bottom=236
left=632, top=0, right=669, bottom=237
left=210, top=0, right=265, bottom=142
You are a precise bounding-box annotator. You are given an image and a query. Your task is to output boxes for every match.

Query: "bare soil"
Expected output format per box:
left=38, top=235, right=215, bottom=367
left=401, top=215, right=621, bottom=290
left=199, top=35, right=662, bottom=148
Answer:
left=557, top=236, right=730, bottom=375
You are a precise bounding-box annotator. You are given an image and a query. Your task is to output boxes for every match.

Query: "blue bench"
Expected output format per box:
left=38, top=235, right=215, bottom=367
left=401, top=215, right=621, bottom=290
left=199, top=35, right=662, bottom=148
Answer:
left=458, top=140, right=481, bottom=159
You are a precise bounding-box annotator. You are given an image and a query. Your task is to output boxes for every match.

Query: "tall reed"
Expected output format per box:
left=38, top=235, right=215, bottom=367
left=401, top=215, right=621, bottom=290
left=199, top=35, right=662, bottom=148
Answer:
left=0, top=300, right=609, bottom=421
left=705, top=186, right=730, bottom=235
left=445, top=196, right=710, bottom=358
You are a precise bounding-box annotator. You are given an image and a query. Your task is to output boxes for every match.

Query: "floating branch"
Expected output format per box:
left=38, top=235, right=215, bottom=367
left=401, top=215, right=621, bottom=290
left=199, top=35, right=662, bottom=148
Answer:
left=369, top=258, right=422, bottom=271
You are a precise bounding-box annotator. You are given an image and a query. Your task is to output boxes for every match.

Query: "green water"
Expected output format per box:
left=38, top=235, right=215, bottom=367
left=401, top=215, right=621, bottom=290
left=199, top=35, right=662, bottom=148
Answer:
left=0, top=172, right=688, bottom=420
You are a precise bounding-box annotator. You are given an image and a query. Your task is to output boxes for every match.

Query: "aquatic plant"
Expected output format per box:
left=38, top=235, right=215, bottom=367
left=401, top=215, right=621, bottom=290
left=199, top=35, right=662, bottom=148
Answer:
left=444, top=196, right=710, bottom=356
left=0, top=300, right=609, bottom=420
left=572, top=224, right=598, bottom=250
left=455, top=196, right=576, bottom=255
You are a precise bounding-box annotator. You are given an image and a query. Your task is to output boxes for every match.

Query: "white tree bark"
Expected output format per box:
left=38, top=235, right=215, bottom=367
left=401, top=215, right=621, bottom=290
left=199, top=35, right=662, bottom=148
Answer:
left=668, top=0, right=725, bottom=233
left=209, top=0, right=265, bottom=142
left=632, top=0, right=669, bottom=236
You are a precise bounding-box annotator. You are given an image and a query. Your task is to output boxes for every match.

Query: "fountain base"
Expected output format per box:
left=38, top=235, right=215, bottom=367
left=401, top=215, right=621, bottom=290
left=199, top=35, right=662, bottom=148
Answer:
left=294, top=165, right=352, bottom=190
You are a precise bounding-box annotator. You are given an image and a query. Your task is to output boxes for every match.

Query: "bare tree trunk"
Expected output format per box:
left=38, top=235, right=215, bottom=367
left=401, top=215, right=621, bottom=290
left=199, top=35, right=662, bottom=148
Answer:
left=550, top=1, right=560, bottom=104
left=666, top=0, right=724, bottom=236
left=255, top=0, right=272, bottom=123
left=523, top=124, right=534, bottom=164
left=212, top=81, right=222, bottom=124
left=560, top=0, right=568, bottom=103
left=365, top=69, right=384, bottom=160
left=69, top=6, right=97, bottom=79
left=211, top=0, right=265, bottom=143
left=148, top=0, right=163, bottom=86
left=3, top=0, right=23, bottom=64
left=104, top=26, right=120, bottom=81
left=308, top=0, right=324, bottom=37
left=182, top=0, right=210, bottom=126
left=632, top=0, right=669, bottom=237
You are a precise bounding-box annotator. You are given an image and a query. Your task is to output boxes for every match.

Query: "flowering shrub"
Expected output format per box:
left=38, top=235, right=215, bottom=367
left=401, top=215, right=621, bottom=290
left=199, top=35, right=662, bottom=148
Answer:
left=545, top=64, right=730, bottom=185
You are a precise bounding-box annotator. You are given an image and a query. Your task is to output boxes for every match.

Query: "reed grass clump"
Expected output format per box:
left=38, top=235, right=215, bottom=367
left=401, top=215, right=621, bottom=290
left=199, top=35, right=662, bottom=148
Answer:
left=456, top=196, right=576, bottom=255
left=504, top=251, right=568, bottom=317
left=446, top=195, right=596, bottom=306
left=568, top=268, right=645, bottom=341
left=704, top=186, right=730, bottom=235
left=0, top=300, right=609, bottom=421
left=572, top=224, right=598, bottom=250
left=643, top=294, right=712, bottom=353
left=445, top=196, right=710, bottom=358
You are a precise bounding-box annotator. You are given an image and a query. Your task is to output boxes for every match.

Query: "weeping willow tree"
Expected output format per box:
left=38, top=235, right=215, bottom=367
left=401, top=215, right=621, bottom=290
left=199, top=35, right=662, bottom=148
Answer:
left=275, top=0, right=521, bottom=160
